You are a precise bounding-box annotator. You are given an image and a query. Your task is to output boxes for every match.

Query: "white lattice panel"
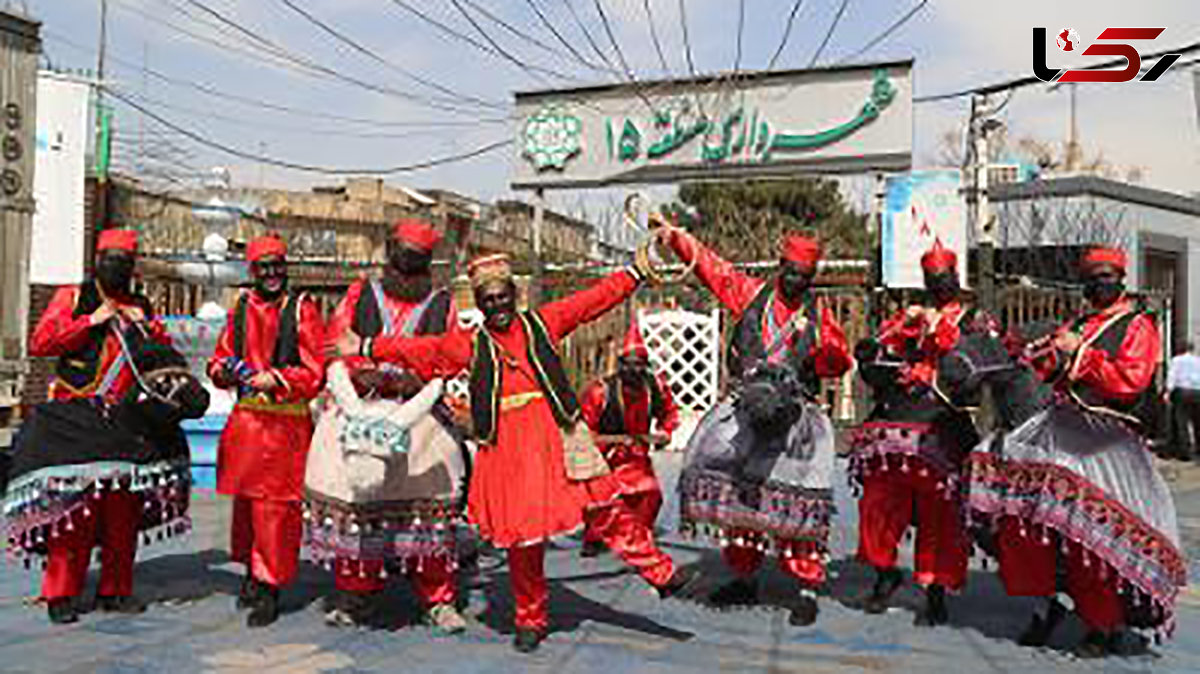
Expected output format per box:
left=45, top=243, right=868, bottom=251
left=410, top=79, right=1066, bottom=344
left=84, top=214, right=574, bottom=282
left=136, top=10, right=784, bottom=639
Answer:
left=640, top=309, right=721, bottom=450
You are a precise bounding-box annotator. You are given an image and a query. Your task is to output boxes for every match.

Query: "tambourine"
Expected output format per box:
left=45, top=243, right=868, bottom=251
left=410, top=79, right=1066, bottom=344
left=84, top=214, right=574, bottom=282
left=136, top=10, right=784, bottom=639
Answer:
left=625, top=193, right=695, bottom=286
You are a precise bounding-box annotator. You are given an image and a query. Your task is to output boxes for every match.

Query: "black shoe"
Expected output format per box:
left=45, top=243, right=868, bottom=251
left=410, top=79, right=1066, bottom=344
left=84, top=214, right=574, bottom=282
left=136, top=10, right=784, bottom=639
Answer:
left=236, top=576, right=261, bottom=611
left=1073, top=630, right=1110, bottom=659
left=580, top=540, right=606, bottom=559
left=914, top=585, right=948, bottom=627
left=513, top=628, right=545, bottom=653
left=657, top=566, right=701, bottom=600
left=789, top=594, right=819, bottom=627
left=1106, top=629, right=1150, bottom=657
left=96, top=595, right=146, bottom=614
left=863, top=569, right=903, bottom=615
left=1017, top=599, right=1066, bottom=647
left=47, top=598, right=78, bottom=625
left=247, top=585, right=280, bottom=628
left=323, top=590, right=373, bottom=628
left=709, top=578, right=758, bottom=608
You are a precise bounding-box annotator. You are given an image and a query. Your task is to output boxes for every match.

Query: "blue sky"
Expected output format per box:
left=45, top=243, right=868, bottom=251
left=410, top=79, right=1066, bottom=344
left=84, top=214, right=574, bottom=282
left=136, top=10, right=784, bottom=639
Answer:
left=23, top=0, right=1200, bottom=219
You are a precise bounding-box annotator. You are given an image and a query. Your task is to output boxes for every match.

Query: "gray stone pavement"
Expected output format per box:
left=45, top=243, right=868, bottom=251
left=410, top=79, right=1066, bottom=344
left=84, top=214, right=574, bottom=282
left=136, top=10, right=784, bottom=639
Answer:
left=3, top=453, right=1200, bottom=673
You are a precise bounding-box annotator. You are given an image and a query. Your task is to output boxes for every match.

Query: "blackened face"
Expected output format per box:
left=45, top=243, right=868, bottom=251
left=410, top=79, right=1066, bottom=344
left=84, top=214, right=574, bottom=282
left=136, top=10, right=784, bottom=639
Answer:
left=96, top=250, right=135, bottom=295
left=1082, top=266, right=1125, bottom=308
left=778, top=260, right=816, bottom=302
left=923, top=270, right=959, bottom=307
left=383, top=242, right=434, bottom=301
left=618, top=354, right=650, bottom=388
left=251, top=255, right=288, bottom=298
left=476, top=281, right=517, bottom=332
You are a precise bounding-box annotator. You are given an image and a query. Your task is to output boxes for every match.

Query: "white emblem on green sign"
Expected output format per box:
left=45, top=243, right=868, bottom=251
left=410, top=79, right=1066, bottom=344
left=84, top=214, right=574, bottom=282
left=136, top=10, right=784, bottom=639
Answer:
left=522, top=104, right=582, bottom=171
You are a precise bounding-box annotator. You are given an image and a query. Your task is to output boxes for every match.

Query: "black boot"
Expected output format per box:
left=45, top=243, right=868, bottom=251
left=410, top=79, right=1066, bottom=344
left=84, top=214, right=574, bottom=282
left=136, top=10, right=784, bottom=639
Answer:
left=709, top=578, right=758, bottom=608
left=1073, top=630, right=1110, bottom=659
left=47, top=598, right=78, bottom=625
left=513, top=628, right=545, bottom=653
left=657, top=566, right=701, bottom=600
left=579, top=540, right=607, bottom=559
left=95, top=595, right=146, bottom=614
left=323, top=590, right=373, bottom=628
left=247, top=584, right=280, bottom=628
left=236, top=575, right=261, bottom=611
left=914, top=585, right=948, bottom=627
left=1018, top=598, right=1066, bottom=647
left=864, top=568, right=903, bottom=615
left=789, top=591, right=820, bottom=627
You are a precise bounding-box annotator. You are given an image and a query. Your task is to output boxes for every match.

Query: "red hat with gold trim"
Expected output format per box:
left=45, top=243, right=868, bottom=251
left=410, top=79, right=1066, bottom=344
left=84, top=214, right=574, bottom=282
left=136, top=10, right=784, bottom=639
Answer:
left=920, top=238, right=957, bottom=273
left=247, top=233, right=287, bottom=262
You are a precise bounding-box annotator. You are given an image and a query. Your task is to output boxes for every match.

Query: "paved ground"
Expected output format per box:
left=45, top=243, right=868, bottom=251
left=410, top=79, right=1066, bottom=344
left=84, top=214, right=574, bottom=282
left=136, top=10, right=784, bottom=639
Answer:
left=4, top=454, right=1200, bottom=673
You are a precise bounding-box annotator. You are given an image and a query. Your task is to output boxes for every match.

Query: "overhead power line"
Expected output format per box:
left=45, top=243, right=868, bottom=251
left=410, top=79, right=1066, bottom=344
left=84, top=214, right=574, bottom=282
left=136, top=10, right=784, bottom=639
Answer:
left=106, top=88, right=514, bottom=175
left=523, top=0, right=610, bottom=73
left=170, top=0, right=489, bottom=113
left=767, top=1, right=805, bottom=70
left=678, top=0, right=697, bottom=79
left=273, top=0, right=505, bottom=110
left=385, top=0, right=582, bottom=81
left=560, top=0, right=616, bottom=71
left=834, top=0, right=929, bottom=65
left=915, top=38, right=1200, bottom=102
left=642, top=0, right=670, bottom=74
left=45, top=30, right=511, bottom=129
left=809, top=0, right=850, bottom=67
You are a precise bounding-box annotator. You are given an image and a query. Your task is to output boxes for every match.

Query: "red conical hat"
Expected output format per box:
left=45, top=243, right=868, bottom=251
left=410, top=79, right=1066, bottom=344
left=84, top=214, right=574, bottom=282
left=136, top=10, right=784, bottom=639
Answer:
left=920, top=238, right=957, bottom=273
left=622, top=315, right=649, bottom=358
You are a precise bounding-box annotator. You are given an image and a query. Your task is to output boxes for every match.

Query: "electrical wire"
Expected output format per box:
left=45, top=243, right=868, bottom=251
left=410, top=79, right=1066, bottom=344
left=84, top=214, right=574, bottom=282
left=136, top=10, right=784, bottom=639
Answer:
left=523, top=0, right=609, bottom=73
left=734, top=0, right=745, bottom=72
left=809, top=0, right=850, bottom=67
left=589, top=0, right=658, bottom=111
left=642, top=0, right=670, bottom=74
left=48, top=29, right=510, bottom=129
left=833, top=0, right=928, bottom=65
left=385, top=0, right=581, bottom=81
left=106, top=88, right=514, bottom=175
left=173, top=0, right=489, bottom=113
left=560, top=0, right=615, bottom=71
left=678, top=0, right=697, bottom=79
left=767, top=0, right=805, bottom=70
left=915, top=39, right=1200, bottom=102
left=273, top=0, right=505, bottom=110
left=446, top=0, right=566, bottom=85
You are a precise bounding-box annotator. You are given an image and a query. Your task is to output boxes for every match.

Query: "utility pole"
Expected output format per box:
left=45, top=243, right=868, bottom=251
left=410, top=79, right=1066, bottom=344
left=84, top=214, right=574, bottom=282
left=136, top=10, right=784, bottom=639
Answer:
left=967, top=93, right=1002, bottom=313
left=529, top=188, right=545, bottom=307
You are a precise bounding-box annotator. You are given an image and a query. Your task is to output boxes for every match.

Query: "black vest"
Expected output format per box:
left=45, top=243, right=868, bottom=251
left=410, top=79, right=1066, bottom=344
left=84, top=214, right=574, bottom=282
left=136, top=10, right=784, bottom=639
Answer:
left=468, top=311, right=579, bottom=444
left=1068, top=309, right=1160, bottom=427
left=232, top=291, right=304, bottom=368
left=596, top=375, right=666, bottom=435
left=352, top=281, right=451, bottom=338
left=53, top=281, right=154, bottom=394
left=728, top=285, right=820, bottom=394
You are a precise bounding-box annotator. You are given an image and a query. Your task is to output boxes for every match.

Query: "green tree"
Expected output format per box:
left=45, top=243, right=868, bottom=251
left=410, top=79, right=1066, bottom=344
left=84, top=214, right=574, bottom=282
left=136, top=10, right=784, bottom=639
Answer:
left=660, top=178, right=869, bottom=261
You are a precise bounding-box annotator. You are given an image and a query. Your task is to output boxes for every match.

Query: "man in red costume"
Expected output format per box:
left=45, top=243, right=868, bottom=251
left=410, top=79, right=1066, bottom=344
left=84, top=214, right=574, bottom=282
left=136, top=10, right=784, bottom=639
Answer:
left=28, top=229, right=168, bottom=623
left=317, top=218, right=467, bottom=632
left=661, top=225, right=852, bottom=626
left=972, top=245, right=1183, bottom=657
left=208, top=234, right=325, bottom=627
left=336, top=253, right=696, bottom=653
left=852, top=240, right=993, bottom=626
left=578, top=316, right=680, bottom=558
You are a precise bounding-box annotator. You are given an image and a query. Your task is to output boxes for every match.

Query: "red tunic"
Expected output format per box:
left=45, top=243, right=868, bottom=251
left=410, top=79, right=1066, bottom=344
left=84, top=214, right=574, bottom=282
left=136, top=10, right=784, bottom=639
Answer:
left=371, top=270, right=640, bottom=547
left=877, top=301, right=986, bottom=390
left=666, top=229, right=851, bottom=378
left=207, top=291, right=325, bottom=502
left=580, top=374, right=680, bottom=496
left=1033, top=297, right=1161, bottom=401
left=325, top=279, right=460, bottom=377
left=30, top=285, right=171, bottom=403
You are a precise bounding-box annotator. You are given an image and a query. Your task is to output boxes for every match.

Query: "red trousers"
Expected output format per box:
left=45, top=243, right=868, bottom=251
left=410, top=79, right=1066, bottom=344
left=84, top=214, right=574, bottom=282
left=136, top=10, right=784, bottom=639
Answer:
left=582, top=489, right=662, bottom=544
left=42, top=491, right=141, bottom=600
left=333, top=556, right=457, bottom=608
left=857, top=468, right=968, bottom=589
left=230, top=496, right=303, bottom=587
left=508, top=502, right=675, bottom=631
left=995, top=517, right=1125, bottom=632
left=722, top=530, right=826, bottom=586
